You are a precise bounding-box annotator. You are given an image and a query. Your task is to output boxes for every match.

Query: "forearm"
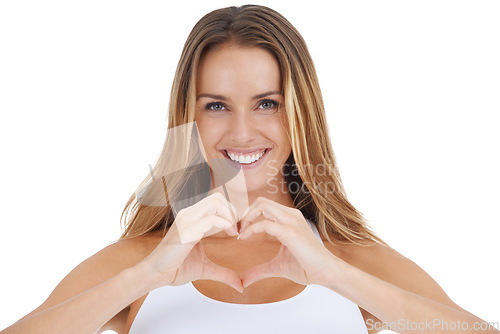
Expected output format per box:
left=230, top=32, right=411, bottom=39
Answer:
left=326, top=257, right=499, bottom=334
left=2, top=264, right=155, bottom=334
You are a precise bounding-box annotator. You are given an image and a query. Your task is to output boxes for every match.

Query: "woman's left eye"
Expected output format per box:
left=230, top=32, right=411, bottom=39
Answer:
left=258, top=99, right=279, bottom=111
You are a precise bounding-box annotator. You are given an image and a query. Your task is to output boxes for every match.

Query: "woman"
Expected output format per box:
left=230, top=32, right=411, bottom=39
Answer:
left=3, top=5, right=498, bottom=334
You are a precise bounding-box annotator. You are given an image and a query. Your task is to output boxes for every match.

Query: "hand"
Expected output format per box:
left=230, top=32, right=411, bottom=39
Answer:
left=238, top=197, right=337, bottom=288
left=140, top=192, right=244, bottom=293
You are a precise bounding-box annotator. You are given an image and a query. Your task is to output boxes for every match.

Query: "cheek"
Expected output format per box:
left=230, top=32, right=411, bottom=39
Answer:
left=267, top=122, right=291, bottom=152
left=196, top=118, right=223, bottom=150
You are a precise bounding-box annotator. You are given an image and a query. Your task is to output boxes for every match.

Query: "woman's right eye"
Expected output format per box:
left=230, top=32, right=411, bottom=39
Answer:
left=205, top=102, right=226, bottom=111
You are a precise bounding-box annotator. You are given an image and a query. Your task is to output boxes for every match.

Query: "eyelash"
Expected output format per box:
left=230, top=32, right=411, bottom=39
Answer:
left=204, top=99, right=280, bottom=112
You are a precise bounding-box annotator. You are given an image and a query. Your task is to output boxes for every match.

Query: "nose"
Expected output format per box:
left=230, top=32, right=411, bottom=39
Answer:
left=227, top=111, right=257, bottom=145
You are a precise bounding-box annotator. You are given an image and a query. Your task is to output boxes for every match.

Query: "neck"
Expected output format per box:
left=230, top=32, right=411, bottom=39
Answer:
left=245, top=186, right=294, bottom=208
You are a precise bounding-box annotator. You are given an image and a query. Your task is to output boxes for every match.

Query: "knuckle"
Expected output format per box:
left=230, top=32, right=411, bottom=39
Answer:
left=205, top=193, right=218, bottom=203
left=214, top=192, right=226, bottom=201
left=256, top=196, right=266, bottom=204
left=200, top=194, right=212, bottom=203
left=176, top=207, right=187, bottom=218
left=211, top=194, right=226, bottom=206
left=253, top=201, right=264, bottom=211
left=217, top=196, right=228, bottom=207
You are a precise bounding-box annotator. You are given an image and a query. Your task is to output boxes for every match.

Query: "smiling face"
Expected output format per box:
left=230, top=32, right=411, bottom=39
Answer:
left=194, top=44, right=292, bottom=199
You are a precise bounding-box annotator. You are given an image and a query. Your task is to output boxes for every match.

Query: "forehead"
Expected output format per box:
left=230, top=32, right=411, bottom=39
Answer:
left=196, top=46, right=281, bottom=96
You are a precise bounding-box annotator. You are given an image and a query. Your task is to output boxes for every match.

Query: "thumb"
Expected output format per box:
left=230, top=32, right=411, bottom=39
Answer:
left=199, top=257, right=244, bottom=293
left=241, top=258, right=279, bottom=288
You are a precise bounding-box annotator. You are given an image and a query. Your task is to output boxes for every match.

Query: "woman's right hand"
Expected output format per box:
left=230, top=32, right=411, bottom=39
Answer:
left=139, top=192, right=244, bottom=293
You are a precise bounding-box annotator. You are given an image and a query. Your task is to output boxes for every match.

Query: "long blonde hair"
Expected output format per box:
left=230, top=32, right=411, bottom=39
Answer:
left=119, top=5, right=388, bottom=247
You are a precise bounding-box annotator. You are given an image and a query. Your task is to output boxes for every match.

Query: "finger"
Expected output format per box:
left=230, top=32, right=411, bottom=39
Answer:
left=177, top=215, right=235, bottom=244
left=227, top=200, right=240, bottom=222
left=201, top=197, right=235, bottom=222
left=209, top=194, right=239, bottom=225
left=241, top=258, right=279, bottom=288
left=215, top=198, right=240, bottom=225
left=200, top=214, right=238, bottom=237
left=216, top=212, right=239, bottom=237
left=200, top=259, right=244, bottom=293
left=240, top=205, right=276, bottom=235
left=195, top=192, right=237, bottom=223
left=238, top=220, right=283, bottom=240
left=198, top=195, right=239, bottom=234
left=214, top=191, right=240, bottom=221
left=223, top=225, right=238, bottom=237
left=240, top=199, right=294, bottom=232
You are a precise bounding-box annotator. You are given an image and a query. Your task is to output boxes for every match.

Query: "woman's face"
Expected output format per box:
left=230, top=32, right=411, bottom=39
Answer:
left=194, top=45, right=291, bottom=194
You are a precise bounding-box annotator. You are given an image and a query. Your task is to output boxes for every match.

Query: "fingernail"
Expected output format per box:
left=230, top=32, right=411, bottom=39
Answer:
left=237, top=229, right=245, bottom=239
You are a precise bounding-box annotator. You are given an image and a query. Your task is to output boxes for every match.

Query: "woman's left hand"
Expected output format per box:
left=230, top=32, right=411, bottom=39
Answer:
left=238, top=197, right=340, bottom=288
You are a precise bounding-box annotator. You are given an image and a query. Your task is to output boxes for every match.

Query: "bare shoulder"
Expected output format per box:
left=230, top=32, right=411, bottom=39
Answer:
left=322, top=239, right=467, bottom=333
left=16, top=231, right=163, bottom=331
left=41, top=233, right=157, bottom=303
left=331, top=241, right=458, bottom=307
left=325, top=242, right=457, bottom=307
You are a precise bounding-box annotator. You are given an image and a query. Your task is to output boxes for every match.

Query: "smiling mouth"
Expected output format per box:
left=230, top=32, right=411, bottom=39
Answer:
left=221, top=149, right=271, bottom=164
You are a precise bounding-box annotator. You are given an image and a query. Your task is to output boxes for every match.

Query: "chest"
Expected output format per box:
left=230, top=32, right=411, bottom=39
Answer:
left=124, top=235, right=368, bottom=333
left=127, top=282, right=368, bottom=334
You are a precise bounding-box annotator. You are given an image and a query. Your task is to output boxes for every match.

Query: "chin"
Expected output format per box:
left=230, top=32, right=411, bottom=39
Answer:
left=223, top=175, right=266, bottom=194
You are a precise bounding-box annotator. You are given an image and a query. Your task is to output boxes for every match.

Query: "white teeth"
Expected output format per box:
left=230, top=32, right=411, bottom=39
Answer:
left=226, top=150, right=266, bottom=164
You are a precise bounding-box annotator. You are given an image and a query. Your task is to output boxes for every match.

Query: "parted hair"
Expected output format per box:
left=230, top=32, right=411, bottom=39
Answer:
left=119, top=5, right=388, bottom=247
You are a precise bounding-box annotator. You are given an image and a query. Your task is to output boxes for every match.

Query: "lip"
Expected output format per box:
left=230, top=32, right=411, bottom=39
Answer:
left=221, top=148, right=269, bottom=155
left=219, top=148, right=271, bottom=170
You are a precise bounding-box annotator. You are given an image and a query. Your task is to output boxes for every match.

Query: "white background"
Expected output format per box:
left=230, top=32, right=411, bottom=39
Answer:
left=1, top=0, right=498, bottom=332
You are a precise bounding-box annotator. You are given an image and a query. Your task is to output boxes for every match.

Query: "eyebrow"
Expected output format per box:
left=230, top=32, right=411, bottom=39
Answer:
left=196, top=90, right=282, bottom=101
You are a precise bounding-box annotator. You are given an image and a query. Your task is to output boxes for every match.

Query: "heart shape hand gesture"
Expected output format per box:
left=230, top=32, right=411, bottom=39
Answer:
left=141, top=193, right=338, bottom=293
left=238, top=197, right=337, bottom=288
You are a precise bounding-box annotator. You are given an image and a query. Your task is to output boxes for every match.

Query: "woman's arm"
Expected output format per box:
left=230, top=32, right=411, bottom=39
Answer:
left=3, top=192, right=243, bottom=334
left=324, top=244, right=499, bottom=334
left=237, top=197, right=497, bottom=333
left=1, top=238, right=158, bottom=334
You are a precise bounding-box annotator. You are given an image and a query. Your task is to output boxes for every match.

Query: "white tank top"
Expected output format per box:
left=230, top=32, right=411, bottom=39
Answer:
left=129, top=220, right=369, bottom=334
